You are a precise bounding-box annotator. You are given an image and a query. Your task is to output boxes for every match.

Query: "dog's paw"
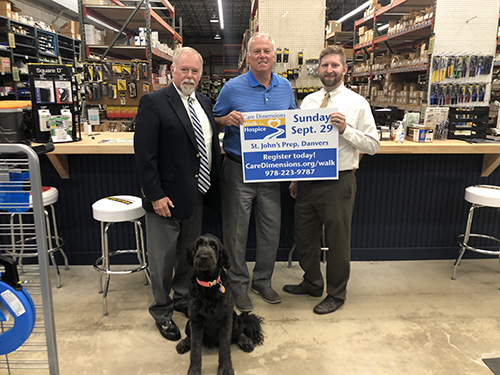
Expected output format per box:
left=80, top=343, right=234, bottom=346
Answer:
left=176, top=337, right=191, bottom=354
left=217, top=366, right=234, bottom=375
left=236, top=333, right=255, bottom=353
left=187, top=367, right=202, bottom=375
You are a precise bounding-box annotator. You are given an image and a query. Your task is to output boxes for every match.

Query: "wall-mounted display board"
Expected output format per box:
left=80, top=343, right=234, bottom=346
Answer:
left=28, top=63, right=81, bottom=143
left=84, top=59, right=151, bottom=119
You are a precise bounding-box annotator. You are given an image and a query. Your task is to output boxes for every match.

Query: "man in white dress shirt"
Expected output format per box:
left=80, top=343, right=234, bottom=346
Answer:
left=283, top=45, right=380, bottom=314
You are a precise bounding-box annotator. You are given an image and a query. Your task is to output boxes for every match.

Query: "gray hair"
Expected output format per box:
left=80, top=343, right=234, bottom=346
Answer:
left=247, top=33, right=276, bottom=56
left=172, top=47, right=204, bottom=70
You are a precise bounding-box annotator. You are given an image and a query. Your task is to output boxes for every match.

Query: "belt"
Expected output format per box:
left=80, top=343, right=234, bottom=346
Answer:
left=339, top=169, right=355, bottom=176
left=225, top=152, right=242, bottom=164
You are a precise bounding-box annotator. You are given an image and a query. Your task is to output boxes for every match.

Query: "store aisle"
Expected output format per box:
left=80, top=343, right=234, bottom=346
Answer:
left=51, top=259, right=500, bottom=375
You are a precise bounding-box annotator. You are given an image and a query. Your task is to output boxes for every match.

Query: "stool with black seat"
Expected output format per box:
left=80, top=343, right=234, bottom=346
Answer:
left=453, top=185, right=500, bottom=285
left=92, top=195, right=150, bottom=316
left=10, top=186, right=69, bottom=288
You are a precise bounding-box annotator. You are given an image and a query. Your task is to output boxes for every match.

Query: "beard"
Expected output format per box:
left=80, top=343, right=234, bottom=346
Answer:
left=180, top=79, right=196, bottom=96
left=320, top=74, right=343, bottom=89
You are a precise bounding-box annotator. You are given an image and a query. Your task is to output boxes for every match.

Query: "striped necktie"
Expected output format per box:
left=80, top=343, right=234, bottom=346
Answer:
left=188, top=97, right=211, bottom=194
left=320, top=92, right=330, bottom=108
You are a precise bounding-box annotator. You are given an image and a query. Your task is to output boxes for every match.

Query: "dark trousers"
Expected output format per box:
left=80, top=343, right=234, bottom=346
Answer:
left=294, top=171, right=356, bottom=301
left=145, top=192, right=203, bottom=323
left=221, top=157, right=281, bottom=296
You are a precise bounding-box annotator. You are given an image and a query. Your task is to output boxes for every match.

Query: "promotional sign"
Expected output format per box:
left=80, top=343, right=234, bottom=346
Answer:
left=240, top=108, right=338, bottom=182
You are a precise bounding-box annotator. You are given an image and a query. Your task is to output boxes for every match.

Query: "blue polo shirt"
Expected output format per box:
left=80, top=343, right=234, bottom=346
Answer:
left=213, top=70, right=296, bottom=156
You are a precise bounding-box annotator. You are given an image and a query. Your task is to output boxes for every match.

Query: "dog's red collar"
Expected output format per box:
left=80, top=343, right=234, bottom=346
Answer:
left=196, top=275, right=225, bottom=293
left=196, top=275, right=221, bottom=288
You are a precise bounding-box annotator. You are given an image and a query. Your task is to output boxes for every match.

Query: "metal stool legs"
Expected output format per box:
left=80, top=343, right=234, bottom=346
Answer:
left=453, top=203, right=500, bottom=285
left=94, top=219, right=150, bottom=316
left=8, top=204, right=68, bottom=288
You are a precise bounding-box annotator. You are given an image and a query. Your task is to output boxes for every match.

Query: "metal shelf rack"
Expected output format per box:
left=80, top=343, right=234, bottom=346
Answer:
left=0, top=144, right=59, bottom=375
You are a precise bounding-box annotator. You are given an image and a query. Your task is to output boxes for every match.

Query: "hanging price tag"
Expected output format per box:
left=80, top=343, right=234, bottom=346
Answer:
left=12, top=67, right=19, bottom=81
left=8, top=33, right=15, bottom=48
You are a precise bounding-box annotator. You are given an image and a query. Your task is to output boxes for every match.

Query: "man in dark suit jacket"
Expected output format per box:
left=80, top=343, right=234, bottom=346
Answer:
left=134, top=47, right=221, bottom=341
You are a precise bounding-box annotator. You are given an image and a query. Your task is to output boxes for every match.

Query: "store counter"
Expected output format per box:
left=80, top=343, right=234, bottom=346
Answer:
left=41, top=132, right=500, bottom=178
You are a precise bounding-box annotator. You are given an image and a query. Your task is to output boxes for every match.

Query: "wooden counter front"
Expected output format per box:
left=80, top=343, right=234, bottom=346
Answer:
left=43, top=132, right=500, bottom=178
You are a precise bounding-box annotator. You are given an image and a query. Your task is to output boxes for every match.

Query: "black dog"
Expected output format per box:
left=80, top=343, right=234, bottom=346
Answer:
left=176, top=234, right=264, bottom=375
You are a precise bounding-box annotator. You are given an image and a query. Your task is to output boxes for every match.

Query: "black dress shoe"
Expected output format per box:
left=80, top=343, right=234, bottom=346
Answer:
left=283, top=283, right=323, bottom=297
left=174, top=305, right=189, bottom=318
left=156, top=319, right=181, bottom=341
left=313, top=296, right=344, bottom=315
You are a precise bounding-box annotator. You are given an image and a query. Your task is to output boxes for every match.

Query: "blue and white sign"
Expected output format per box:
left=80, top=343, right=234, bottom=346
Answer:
left=240, top=108, right=338, bottom=183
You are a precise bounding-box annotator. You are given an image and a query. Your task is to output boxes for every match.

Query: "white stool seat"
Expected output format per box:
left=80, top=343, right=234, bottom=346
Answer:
left=92, top=194, right=149, bottom=316
left=29, top=186, right=59, bottom=207
left=465, top=185, right=500, bottom=207
left=453, top=184, right=500, bottom=284
left=92, top=195, right=144, bottom=223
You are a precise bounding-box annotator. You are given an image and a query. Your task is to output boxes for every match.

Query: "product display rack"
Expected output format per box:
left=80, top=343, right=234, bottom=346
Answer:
left=0, top=144, right=59, bottom=375
left=0, top=16, right=80, bottom=101
left=78, top=0, right=181, bottom=122
left=351, top=0, right=435, bottom=113
left=80, top=0, right=181, bottom=62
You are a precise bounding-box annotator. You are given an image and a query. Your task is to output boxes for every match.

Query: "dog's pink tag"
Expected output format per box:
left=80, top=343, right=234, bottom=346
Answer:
left=219, top=285, right=225, bottom=293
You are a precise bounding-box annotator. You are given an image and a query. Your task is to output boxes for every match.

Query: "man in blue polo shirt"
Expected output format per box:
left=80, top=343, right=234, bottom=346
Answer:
left=213, top=32, right=296, bottom=312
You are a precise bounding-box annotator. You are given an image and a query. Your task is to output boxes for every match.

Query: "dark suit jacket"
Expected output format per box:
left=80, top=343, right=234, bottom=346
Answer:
left=134, top=85, right=221, bottom=219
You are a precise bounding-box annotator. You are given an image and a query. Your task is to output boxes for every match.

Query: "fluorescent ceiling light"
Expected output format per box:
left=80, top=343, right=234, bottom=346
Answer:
left=217, top=0, right=224, bottom=30
left=338, top=1, right=370, bottom=23
left=378, top=24, right=389, bottom=31
left=87, top=15, right=121, bottom=33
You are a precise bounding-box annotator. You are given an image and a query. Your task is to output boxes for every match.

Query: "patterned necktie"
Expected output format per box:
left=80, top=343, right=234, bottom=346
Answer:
left=320, top=92, right=330, bottom=108
left=188, top=97, right=211, bottom=194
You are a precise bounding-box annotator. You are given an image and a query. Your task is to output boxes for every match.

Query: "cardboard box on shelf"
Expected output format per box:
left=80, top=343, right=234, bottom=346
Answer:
left=0, top=9, right=12, bottom=18
left=104, top=30, right=118, bottom=45
left=344, top=48, right=353, bottom=60
left=0, top=0, right=21, bottom=12
left=358, top=26, right=367, bottom=36
left=328, top=20, right=342, bottom=33
left=60, top=20, right=80, bottom=35
left=0, top=57, right=10, bottom=73
left=326, top=21, right=342, bottom=39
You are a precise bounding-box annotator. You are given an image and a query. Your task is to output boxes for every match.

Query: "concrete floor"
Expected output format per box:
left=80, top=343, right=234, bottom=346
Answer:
left=44, top=259, right=500, bottom=374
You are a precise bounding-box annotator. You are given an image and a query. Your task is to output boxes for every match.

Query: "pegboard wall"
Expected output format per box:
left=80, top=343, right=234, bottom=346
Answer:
left=428, top=0, right=499, bottom=106
left=258, top=0, right=325, bottom=88
left=433, top=0, right=498, bottom=55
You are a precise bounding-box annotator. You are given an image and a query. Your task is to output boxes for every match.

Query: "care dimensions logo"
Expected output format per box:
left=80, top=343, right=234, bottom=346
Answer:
left=243, top=113, right=286, bottom=140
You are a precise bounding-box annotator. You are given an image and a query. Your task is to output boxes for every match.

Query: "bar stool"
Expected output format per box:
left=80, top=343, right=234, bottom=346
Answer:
left=9, top=186, right=69, bottom=288
left=452, top=185, right=500, bottom=283
left=92, top=195, right=149, bottom=316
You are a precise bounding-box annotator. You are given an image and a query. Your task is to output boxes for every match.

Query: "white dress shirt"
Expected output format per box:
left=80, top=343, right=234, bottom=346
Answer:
left=173, top=84, right=213, bottom=170
left=301, top=84, right=380, bottom=171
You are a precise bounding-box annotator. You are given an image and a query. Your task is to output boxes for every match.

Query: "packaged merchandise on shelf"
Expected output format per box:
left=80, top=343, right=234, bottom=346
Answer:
left=54, top=81, right=72, bottom=104
left=0, top=57, right=10, bottom=73
left=447, top=106, right=489, bottom=140
left=406, top=125, right=434, bottom=142
left=0, top=0, right=21, bottom=20
left=83, top=59, right=150, bottom=115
